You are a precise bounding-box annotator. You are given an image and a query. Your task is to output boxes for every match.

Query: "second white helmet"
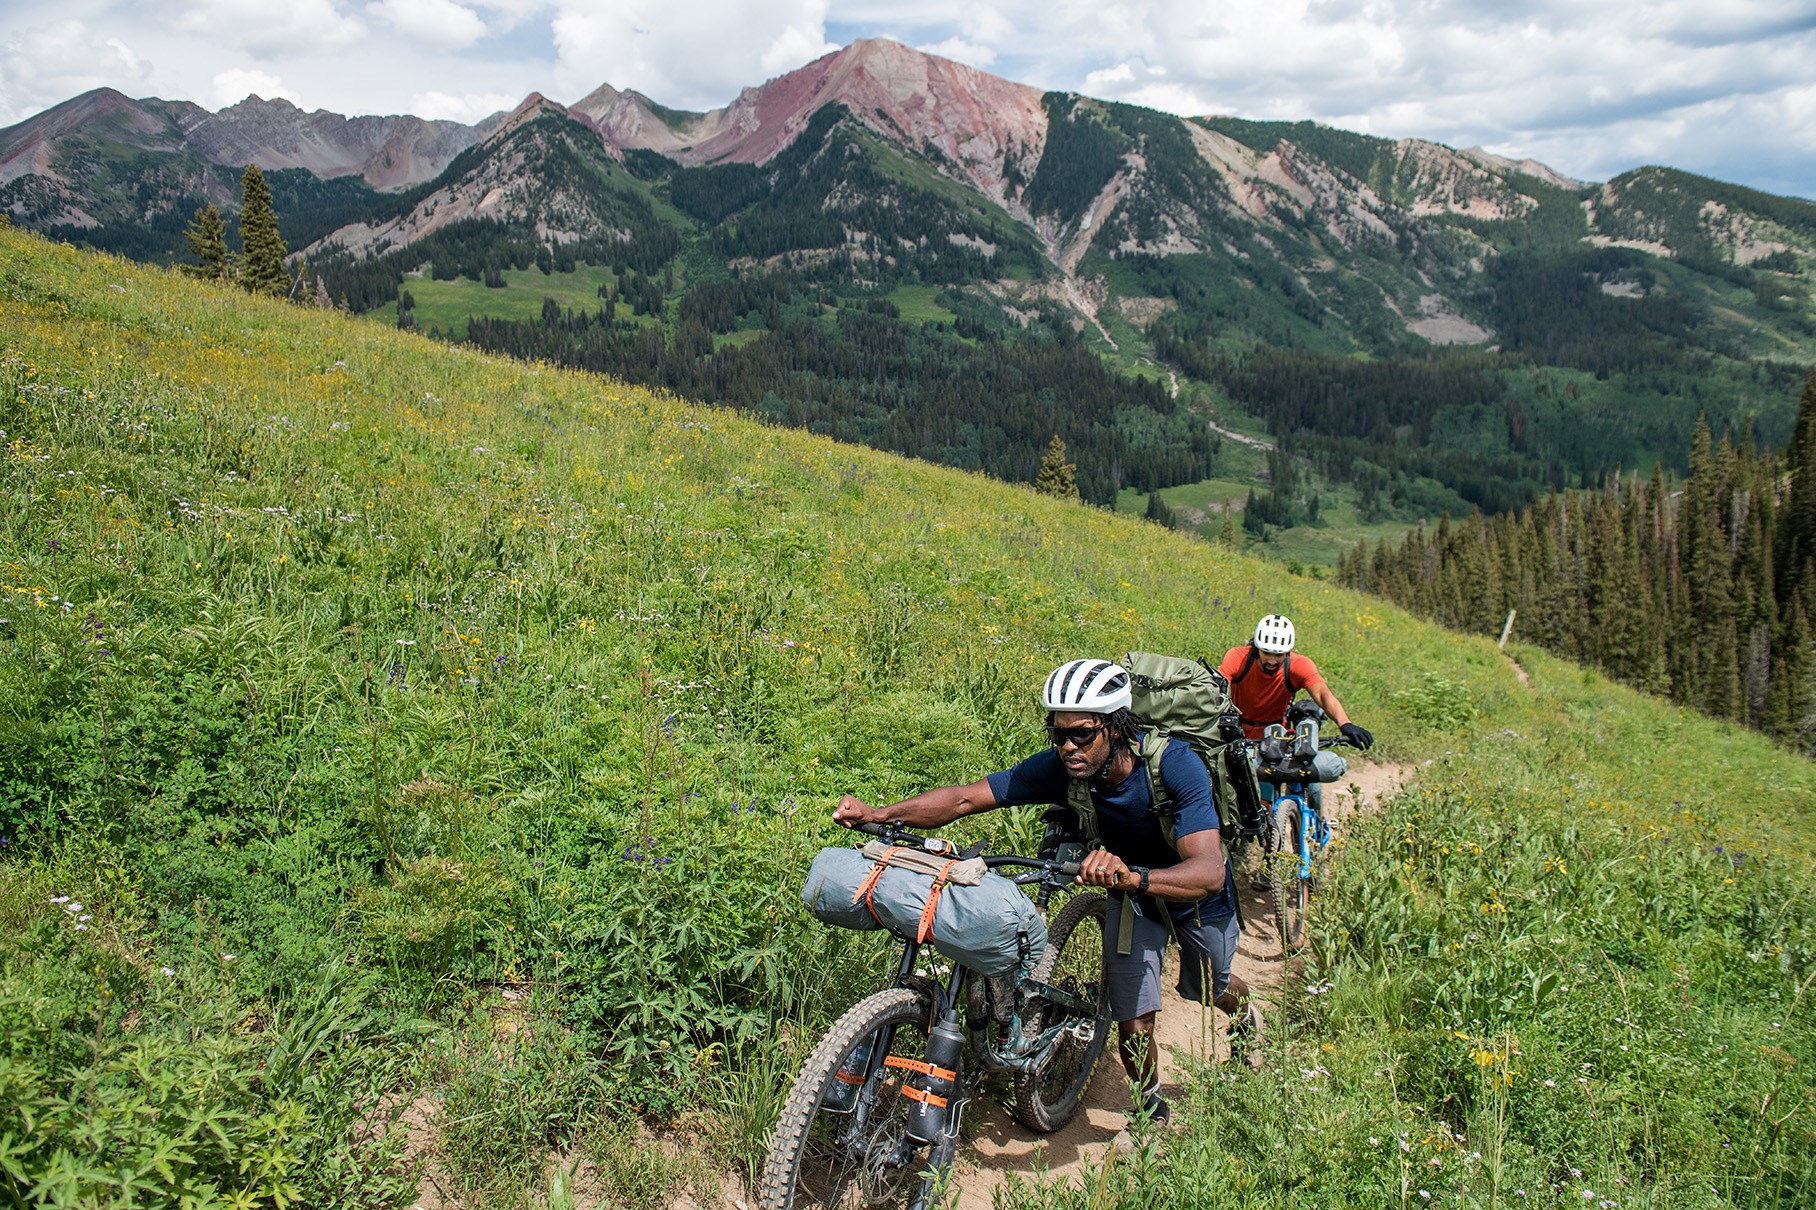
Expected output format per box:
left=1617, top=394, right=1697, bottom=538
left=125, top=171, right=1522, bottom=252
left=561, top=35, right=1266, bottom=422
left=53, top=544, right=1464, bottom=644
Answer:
left=1042, top=659, right=1132, bottom=714
left=1253, top=614, right=1296, bottom=654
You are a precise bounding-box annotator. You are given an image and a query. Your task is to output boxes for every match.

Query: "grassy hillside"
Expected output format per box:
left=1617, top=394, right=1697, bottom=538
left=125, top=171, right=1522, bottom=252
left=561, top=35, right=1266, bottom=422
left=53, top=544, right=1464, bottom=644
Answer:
left=2, top=226, right=1813, bottom=1208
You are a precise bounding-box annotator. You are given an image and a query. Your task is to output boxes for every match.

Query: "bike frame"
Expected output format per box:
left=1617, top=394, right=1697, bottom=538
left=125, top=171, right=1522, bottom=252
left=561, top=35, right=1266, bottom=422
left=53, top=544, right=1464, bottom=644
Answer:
left=1261, top=777, right=1332, bottom=881
left=828, top=833, right=1098, bottom=1154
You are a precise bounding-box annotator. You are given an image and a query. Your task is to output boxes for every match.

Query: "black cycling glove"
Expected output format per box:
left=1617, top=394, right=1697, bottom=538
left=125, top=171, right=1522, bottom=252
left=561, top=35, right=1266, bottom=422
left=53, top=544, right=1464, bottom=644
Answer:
left=1339, top=722, right=1374, bottom=750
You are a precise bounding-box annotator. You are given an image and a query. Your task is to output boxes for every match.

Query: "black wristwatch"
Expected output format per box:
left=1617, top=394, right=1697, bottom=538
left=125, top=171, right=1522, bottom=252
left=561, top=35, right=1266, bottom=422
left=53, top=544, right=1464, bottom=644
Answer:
left=1130, top=865, right=1150, bottom=895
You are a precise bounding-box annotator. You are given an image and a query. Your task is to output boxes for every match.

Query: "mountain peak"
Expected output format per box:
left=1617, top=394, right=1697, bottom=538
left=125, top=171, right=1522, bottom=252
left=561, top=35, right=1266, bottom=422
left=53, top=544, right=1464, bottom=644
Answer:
left=1, top=88, right=179, bottom=184
left=610, top=35, right=1045, bottom=207
left=485, top=92, right=595, bottom=146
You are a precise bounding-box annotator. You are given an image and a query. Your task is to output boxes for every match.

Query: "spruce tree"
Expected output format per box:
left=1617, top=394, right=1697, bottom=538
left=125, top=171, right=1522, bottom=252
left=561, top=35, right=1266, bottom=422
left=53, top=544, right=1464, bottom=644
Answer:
left=1144, top=490, right=1173, bottom=526
left=1034, top=434, right=1078, bottom=500
left=180, top=204, right=232, bottom=281
left=1776, top=370, right=1816, bottom=609
left=1218, top=512, right=1238, bottom=550
left=237, top=165, right=290, bottom=296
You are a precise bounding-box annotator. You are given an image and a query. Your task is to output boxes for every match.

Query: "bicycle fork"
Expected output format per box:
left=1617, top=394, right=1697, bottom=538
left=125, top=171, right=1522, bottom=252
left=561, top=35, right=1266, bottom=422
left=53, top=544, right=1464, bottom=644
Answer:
left=1281, top=790, right=1331, bottom=881
left=1269, top=790, right=1322, bottom=881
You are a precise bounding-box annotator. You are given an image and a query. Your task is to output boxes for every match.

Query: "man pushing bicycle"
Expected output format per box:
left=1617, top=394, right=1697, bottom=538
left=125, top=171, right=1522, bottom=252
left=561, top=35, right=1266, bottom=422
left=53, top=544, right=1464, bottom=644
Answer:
left=1218, top=614, right=1373, bottom=887
left=834, top=657, right=1261, bottom=1121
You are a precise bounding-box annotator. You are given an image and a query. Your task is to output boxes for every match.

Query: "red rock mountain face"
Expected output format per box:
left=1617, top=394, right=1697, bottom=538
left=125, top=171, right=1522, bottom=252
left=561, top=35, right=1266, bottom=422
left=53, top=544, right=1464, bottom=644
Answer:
left=568, top=40, right=1051, bottom=211
left=645, top=39, right=1048, bottom=207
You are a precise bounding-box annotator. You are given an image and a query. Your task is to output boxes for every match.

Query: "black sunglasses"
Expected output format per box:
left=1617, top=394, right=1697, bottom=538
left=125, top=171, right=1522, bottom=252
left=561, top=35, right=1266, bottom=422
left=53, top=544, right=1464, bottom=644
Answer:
left=1050, top=723, right=1106, bottom=749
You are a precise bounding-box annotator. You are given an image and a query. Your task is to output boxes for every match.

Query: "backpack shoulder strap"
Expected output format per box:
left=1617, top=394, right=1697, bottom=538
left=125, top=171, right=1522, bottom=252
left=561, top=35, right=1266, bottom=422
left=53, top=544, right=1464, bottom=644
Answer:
left=1284, top=652, right=1298, bottom=695
left=1136, top=730, right=1177, bottom=850
left=1067, top=732, right=1178, bottom=851
left=1065, top=776, right=1099, bottom=845
left=1231, top=645, right=1260, bottom=686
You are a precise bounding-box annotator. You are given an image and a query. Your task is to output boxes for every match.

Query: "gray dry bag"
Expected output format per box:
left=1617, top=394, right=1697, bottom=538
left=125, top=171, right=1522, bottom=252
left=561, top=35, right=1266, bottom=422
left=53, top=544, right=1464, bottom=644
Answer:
left=802, top=845, right=1047, bottom=977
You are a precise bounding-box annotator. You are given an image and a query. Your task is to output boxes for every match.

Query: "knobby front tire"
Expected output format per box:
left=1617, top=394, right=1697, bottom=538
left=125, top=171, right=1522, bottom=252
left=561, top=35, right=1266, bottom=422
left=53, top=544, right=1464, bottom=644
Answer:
left=1013, top=891, right=1111, bottom=1132
left=758, top=986, right=934, bottom=1210
left=1271, top=800, right=1308, bottom=949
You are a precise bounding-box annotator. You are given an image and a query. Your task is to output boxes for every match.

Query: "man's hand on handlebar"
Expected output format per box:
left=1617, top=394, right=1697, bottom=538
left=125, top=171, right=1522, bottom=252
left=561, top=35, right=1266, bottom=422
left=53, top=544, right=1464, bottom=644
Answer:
left=834, top=795, right=882, bottom=828
left=1339, top=722, right=1374, bottom=750
left=1074, top=848, right=1136, bottom=892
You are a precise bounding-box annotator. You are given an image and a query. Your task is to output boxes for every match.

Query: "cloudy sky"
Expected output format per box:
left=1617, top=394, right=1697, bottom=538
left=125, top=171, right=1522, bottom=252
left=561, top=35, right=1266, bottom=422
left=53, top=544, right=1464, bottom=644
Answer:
left=3, top=0, right=1814, bottom=199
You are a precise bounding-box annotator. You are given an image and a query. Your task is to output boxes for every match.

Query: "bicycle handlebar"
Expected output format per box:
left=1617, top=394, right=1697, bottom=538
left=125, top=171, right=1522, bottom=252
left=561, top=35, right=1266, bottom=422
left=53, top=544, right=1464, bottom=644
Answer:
left=845, top=819, right=1082, bottom=880
left=1238, top=732, right=1358, bottom=785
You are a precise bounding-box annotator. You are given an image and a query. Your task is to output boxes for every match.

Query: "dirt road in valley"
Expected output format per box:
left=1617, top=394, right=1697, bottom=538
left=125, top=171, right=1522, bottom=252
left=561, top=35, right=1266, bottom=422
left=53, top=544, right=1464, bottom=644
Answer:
left=947, top=759, right=1415, bottom=1210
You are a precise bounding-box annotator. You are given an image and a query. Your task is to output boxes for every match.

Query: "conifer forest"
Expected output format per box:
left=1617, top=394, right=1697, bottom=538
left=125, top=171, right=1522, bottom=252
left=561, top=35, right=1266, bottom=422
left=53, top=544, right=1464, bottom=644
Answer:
left=1342, top=371, right=1816, bottom=751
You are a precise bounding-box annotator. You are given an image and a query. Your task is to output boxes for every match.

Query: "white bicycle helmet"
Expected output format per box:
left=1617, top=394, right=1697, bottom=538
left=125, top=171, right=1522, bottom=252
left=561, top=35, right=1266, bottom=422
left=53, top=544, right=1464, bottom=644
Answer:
left=1042, top=658, right=1132, bottom=714
left=1253, top=614, right=1296, bottom=654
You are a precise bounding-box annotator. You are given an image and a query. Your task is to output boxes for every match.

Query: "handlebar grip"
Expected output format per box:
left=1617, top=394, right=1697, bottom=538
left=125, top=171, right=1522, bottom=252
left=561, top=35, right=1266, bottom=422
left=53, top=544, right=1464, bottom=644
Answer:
left=852, top=821, right=891, bottom=837
left=1057, top=862, right=1081, bottom=878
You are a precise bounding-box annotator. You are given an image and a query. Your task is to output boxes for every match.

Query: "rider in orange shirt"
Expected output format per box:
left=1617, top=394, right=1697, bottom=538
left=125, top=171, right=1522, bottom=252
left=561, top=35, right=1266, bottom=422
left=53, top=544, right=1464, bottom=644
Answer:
left=1217, top=614, right=1373, bottom=748
left=1219, top=615, right=1372, bottom=888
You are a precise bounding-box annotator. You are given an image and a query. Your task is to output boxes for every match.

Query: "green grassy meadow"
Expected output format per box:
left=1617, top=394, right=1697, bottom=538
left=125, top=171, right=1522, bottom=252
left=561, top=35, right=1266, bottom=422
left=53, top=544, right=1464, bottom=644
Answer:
left=3, top=226, right=1814, bottom=1207
left=371, top=263, right=626, bottom=339
left=1115, top=444, right=1426, bottom=568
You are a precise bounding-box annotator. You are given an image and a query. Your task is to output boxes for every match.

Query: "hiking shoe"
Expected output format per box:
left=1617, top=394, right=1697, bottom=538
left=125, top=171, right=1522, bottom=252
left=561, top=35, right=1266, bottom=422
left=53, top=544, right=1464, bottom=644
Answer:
left=1138, top=1088, right=1171, bottom=1124
left=1251, top=872, right=1272, bottom=892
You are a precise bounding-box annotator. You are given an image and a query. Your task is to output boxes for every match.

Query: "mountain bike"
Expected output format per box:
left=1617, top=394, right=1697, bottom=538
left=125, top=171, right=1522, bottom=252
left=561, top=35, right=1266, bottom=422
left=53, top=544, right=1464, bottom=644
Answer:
left=1249, top=701, right=1355, bottom=948
left=759, top=821, right=1106, bottom=1210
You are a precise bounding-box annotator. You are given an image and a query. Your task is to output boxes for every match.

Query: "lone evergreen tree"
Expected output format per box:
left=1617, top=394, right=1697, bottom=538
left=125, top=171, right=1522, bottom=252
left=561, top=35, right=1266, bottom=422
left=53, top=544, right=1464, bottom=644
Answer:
left=1218, top=511, right=1238, bottom=549
left=1034, top=434, right=1078, bottom=500
left=180, top=204, right=232, bottom=281
left=237, top=165, right=289, bottom=296
left=1144, top=490, right=1173, bottom=527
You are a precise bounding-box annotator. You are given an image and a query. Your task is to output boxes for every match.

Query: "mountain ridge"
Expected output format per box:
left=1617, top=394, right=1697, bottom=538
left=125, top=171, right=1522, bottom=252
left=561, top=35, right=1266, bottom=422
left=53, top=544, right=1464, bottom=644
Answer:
left=5, top=38, right=1813, bottom=529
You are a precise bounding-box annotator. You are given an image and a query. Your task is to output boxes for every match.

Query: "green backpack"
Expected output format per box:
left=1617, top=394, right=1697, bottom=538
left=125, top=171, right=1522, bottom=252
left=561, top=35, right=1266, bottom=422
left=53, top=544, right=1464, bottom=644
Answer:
left=1062, top=651, right=1264, bottom=854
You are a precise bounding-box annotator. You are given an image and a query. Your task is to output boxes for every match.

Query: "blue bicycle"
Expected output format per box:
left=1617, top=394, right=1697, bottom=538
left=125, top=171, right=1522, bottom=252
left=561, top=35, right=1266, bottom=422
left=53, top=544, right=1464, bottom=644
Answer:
left=1249, top=700, right=1353, bottom=948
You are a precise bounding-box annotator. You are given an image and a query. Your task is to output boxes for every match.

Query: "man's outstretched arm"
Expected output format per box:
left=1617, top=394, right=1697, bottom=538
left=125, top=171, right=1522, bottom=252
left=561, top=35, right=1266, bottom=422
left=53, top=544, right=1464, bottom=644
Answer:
left=834, top=779, right=1001, bottom=830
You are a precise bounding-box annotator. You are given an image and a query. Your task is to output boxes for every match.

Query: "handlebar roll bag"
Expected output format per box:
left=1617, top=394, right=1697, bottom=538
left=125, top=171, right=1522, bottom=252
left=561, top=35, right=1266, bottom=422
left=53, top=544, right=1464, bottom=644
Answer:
left=1254, top=748, right=1349, bottom=784
left=802, top=846, right=1048, bottom=976
left=1311, top=750, right=1349, bottom=782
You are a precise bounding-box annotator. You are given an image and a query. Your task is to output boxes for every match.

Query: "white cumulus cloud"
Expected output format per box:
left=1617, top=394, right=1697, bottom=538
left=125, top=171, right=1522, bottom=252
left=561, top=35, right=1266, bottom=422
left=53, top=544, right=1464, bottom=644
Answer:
left=914, top=37, right=997, bottom=69
left=411, top=88, right=521, bottom=121
left=176, top=0, right=367, bottom=56
left=210, top=68, right=304, bottom=108
left=369, top=0, right=490, bottom=48
left=549, top=0, right=837, bottom=108
left=0, top=20, right=155, bottom=124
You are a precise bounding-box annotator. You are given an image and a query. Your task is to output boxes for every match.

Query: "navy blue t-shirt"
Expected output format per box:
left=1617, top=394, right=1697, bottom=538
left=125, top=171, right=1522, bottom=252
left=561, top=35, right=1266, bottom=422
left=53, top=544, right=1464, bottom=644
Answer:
left=985, top=735, right=1235, bottom=925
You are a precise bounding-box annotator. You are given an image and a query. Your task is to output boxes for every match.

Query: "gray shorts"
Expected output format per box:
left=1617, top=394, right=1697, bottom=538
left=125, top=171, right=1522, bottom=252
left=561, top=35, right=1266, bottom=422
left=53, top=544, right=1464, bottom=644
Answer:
left=1102, top=895, right=1239, bottom=1021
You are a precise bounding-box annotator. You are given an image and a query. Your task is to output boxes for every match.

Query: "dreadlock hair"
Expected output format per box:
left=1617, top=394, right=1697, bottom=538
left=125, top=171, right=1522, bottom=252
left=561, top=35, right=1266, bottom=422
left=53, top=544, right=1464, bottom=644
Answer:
left=1102, top=707, right=1142, bottom=752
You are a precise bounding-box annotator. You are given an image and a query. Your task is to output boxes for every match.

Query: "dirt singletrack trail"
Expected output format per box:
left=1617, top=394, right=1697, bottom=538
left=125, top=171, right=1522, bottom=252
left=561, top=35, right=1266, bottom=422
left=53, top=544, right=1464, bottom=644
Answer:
left=946, top=759, right=1415, bottom=1210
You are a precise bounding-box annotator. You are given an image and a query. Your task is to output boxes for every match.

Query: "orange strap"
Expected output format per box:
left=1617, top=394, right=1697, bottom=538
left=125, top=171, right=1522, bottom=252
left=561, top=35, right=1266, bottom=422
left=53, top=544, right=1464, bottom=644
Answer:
left=914, top=859, right=960, bottom=942
left=851, top=849, right=960, bottom=941
left=885, top=1055, right=957, bottom=1082
left=851, top=847, right=904, bottom=925
left=901, top=1084, right=949, bottom=1108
